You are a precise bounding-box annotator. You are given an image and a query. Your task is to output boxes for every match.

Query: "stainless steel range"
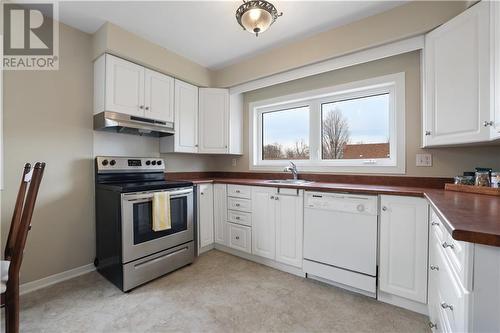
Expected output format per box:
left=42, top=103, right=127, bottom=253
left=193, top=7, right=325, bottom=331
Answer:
left=94, top=156, right=195, bottom=291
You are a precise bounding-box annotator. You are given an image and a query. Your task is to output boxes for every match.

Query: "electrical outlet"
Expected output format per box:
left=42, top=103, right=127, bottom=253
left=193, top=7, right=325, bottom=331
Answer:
left=416, top=153, right=432, bottom=167
left=232, top=158, right=237, bottom=167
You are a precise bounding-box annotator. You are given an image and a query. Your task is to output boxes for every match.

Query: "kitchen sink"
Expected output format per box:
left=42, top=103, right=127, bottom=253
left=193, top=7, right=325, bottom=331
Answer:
left=267, top=179, right=312, bottom=185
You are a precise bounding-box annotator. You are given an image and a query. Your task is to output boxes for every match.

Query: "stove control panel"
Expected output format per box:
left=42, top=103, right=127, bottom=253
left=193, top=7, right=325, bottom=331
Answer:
left=96, top=157, right=165, bottom=173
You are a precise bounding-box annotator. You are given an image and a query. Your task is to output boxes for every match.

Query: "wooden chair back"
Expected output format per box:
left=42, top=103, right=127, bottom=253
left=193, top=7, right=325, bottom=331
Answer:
left=4, top=163, right=32, bottom=260
left=4, top=162, right=46, bottom=333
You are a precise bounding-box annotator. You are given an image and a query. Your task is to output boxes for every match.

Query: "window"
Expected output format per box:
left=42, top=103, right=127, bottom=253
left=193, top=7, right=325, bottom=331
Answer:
left=262, top=106, right=309, bottom=160
left=321, top=94, right=390, bottom=160
left=250, top=73, right=405, bottom=174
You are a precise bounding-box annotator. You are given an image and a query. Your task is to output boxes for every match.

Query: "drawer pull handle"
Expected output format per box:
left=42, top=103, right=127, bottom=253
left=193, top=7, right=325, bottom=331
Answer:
left=235, top=236, right=240, bottom=240
left=236, top=190, right=240, bottom=193
left=441, top=302, right=454, bottom=311
left=235, top=216, right=240, bottom=220
left=430, top=265, right=439, bottom=271
left=270, top=196, right=275, bottom=200
left=428, top=322, right=437, bottom=329
left=235, top=203, right=240, bottom=207
left=431, top=221, right=439, bottom=226
left=442, top=242, right=454, bottom=250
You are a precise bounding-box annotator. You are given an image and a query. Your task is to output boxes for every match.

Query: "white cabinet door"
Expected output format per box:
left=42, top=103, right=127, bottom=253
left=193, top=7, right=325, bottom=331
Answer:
left=174, top=79, right=198, bottom=153
left=105, top=54, right=145, bottom=117
left=199, top=88, right=229, bottom=154
left=275, top=191, right=303, bottom=268
left=251, top=186, right=277, bottom=260
left=144, top=69, right=174, bottom=123
left=198, top=184, right=214, bottom=249
left=379, top=195, right=429, bottom=304
left=213, top=184, right=228, bottom=246
left=229, top=93, right=244, bottom=155
left=492, top=1, right=500, bottom=138
left=423, top=1, right=491, bottom=146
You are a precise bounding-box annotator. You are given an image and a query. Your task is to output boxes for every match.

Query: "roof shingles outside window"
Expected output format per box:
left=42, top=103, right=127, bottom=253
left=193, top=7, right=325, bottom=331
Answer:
left=341, top=143, right=390, bottom=159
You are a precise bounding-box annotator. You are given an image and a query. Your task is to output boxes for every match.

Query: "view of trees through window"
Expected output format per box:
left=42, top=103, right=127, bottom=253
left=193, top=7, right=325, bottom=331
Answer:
left=261, top=94, right=390, bottom=161
left=262, top=106, right=310, bottom=160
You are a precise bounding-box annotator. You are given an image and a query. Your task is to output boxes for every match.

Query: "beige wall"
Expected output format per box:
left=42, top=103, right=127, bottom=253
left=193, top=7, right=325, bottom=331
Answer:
left=2, top=24, right=95, bottom=283
left=212, top=1, right=469, bottom=87
left=212, top=51, right=500, bottom=177
left=92, top=22, right=213, bottom=87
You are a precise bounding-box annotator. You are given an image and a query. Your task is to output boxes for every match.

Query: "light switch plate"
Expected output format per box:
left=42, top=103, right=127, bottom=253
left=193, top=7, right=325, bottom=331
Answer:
left=232, top=158, right=237, bottom=167
left=416, top=153, right=432, bottom=167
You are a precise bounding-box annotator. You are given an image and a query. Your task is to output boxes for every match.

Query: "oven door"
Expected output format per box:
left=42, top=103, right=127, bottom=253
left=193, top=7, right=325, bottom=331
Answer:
left=121, top=187, right=194, bottom=263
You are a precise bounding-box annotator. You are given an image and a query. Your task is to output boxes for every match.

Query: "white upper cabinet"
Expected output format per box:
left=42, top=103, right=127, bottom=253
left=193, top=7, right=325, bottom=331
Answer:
left=94, top=54, right=174, bottom=122
left=199, top=88, right=229, bottom=154
left=161, top=79, right=199, bottom=153
left=251, top=186, right=277, bottom=260
left=423, top=1, right=500, bottom=146
left=492, top=1, right=500, bottom=136
left=103, top=54, right=145, bottom=117
left=379, top=195, right=429, bottom=304
left=144, top=68, right=174, bottom=123
left=275, top=191, right=303, bottom=268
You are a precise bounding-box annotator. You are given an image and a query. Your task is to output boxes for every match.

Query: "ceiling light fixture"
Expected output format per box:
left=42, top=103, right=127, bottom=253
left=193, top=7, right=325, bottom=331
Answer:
left=235, top=0, right=283, bottom=37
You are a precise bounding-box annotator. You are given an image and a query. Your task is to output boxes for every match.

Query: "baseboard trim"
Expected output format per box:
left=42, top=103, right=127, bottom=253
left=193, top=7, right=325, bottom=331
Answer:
left=20, top=263, right=95, bottom=295
left=214, top=244, right=305, bottom=277
left=377, top=291, right=428, bottom=315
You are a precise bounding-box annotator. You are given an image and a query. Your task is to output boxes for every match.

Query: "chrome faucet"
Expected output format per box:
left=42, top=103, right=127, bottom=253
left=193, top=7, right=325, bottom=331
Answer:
left=284, top=161, right=298, bottom=180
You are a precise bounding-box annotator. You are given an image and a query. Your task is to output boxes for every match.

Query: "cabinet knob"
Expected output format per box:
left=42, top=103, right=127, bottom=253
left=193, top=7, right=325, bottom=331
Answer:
left=270, top=196, right=275, bottom=200
left=382, top=206, right=388, bottom=211
left=428, top=322, right=437, bottom=329
left=139, top=105, right=144, bottom=109
left=275, top=196, right=279, bottom=200
left=440, top=302, right=453, bottom=311
left=425, top=131, right=431, bottom=136
left=145, top=106, right=150, bottom=110
left=195, top=144, right=198, bottom=147
left=235, top=236, right=240, bottom=240
left=431, top=221, right=439, bottom=226
left=200, top=192, right=204, bottom=195
left=235, top=216, right=240, bottom=220
left=430, top=265, right=439, bottom=271
left=442, top=242, right=454, bottom=250
left=235, top=203, right=240, bottom=207
left=235, top=190, right=240, bottom=193
left=483, top=120, right=494, bottom=127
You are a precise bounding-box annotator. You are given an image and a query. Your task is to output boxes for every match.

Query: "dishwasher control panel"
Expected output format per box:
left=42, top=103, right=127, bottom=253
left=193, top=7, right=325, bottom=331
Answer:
left=304, top=191, right=378, bottom=215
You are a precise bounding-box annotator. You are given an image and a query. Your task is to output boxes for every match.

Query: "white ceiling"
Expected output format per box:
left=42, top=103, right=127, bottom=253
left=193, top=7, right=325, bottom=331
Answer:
left=59, top=1, right=406, bottom=70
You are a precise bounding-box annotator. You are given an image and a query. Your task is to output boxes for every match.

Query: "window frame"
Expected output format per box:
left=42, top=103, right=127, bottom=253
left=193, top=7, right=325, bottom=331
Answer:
left=249, top=73, right=406, bottom=174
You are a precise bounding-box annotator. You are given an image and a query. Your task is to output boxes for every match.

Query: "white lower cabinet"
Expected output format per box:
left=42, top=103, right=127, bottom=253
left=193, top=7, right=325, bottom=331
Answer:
left=251, top=186, right=277, bottom=260
left=197, top=184, right=214, bottom=249
left=228, top=222, right=252, bottom=253
left=213, top=184, right=227, bottom=246
left=275, top=190, right=303, bottom=268
left=379, top=195, right=429, bottom=304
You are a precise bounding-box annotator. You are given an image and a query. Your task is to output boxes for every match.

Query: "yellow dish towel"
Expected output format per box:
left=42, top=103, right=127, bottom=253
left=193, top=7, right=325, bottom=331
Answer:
left=152, top=192, right=172, bottom=231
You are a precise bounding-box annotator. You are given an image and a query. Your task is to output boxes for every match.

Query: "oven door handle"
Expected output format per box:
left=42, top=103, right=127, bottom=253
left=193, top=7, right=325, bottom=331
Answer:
left=123, top=188, right=193, bottom=202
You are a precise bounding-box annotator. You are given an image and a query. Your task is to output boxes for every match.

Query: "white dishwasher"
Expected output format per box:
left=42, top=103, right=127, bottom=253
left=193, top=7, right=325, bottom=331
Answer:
left=303, top=191, right=378, bottom=297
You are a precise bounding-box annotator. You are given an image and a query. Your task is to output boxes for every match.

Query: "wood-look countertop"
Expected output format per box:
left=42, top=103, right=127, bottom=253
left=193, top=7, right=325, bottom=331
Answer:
left=184, top=177, right=500, bottom=247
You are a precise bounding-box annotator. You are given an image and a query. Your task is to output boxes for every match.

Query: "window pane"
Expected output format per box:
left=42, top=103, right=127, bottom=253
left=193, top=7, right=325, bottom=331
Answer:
left=321, top=94, right=390, bottom=160
left=262, top=106, right=309, bottom=160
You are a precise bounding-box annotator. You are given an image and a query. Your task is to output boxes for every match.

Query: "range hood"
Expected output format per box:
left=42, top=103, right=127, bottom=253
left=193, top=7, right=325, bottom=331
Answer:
left=93, top=111, right=174, bottom=137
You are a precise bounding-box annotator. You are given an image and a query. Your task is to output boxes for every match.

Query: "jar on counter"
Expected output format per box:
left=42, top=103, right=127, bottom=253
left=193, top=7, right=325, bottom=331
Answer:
left=491, top=172, right=500, bottom=188
left=454, top=176, right=474, bottom=185
left=475, top=171, right=491, bottom=187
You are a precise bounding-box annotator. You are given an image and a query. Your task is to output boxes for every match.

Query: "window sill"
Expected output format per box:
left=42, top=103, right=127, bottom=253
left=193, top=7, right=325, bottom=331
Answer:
left=249, top=163, right=406, bottom=175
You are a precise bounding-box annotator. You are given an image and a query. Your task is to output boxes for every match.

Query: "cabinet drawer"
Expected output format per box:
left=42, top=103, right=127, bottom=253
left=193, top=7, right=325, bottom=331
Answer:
left=228, top=197, right=251, bottom=212
left=433, top=240, right=469, bottom=333
left=228, top=222, right=251, bottom=253
left=227, top=210, right=252, bottom=227
left=227, top=185, right=251, bottom=199
left=442, top=233, right=473, bottom=291
left=430, top=210, right=447, bottom=243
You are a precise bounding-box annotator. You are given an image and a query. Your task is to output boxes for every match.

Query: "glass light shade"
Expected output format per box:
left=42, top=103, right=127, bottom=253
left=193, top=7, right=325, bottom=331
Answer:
left=240, top=7, right=273, bottom=35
